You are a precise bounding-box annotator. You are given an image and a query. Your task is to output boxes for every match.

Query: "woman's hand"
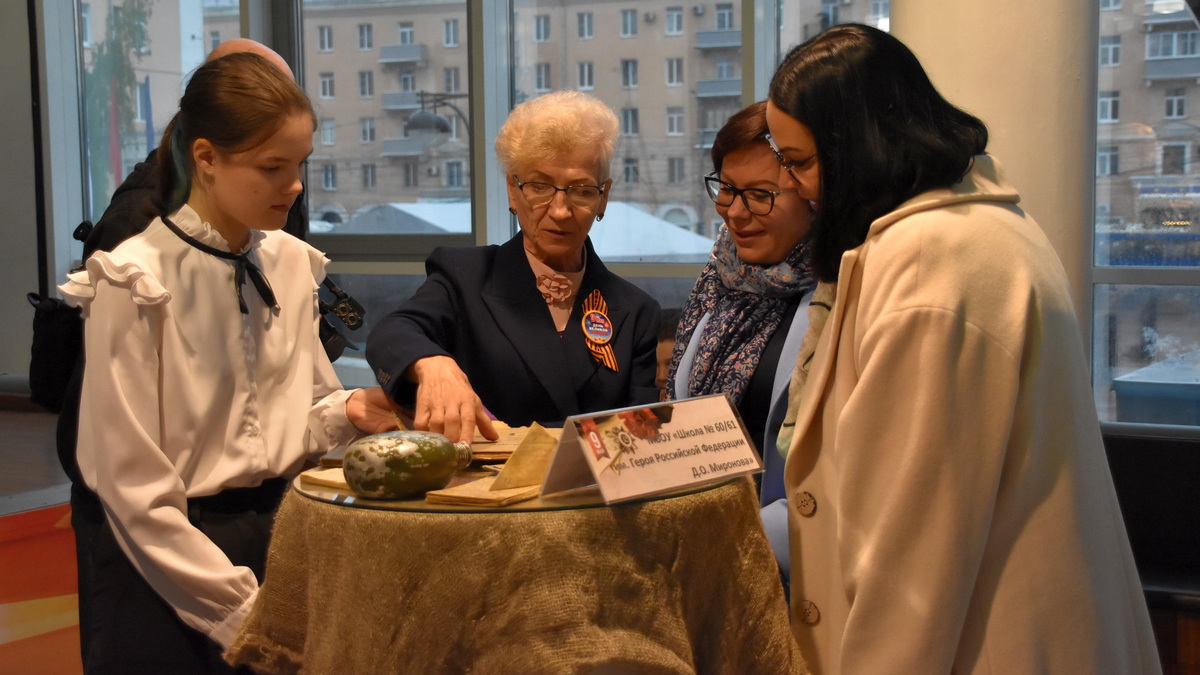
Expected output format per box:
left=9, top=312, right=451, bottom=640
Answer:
left=346, top=386, right=405, bottom=435
left=409, top=355, right=499, bottom=444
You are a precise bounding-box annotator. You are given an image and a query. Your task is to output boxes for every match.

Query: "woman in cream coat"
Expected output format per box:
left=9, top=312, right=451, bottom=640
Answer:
left=764, top=25, right=1160, bottom=674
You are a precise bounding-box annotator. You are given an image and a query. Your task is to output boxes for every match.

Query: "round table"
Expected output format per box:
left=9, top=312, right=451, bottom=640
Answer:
left=225, top=475, right=804, bottom=674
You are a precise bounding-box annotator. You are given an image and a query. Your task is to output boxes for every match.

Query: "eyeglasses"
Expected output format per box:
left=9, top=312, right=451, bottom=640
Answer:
left=704, top=173, right=793, bottom=216
left=513, top=177, right=606, bottom=209
left=765, top=133, right=803, bottom=185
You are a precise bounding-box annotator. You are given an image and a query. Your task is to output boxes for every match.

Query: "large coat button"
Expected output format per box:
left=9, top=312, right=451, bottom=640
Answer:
left=797, top=600, right=820, bottom=624
left=794, top=490, right=817, bottom=516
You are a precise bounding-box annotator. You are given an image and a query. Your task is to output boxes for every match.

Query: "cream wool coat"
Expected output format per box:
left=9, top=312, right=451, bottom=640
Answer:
left=783, top=156, right=1160, bottom=674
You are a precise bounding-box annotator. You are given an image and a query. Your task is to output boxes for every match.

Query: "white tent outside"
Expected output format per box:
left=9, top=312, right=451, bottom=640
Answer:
left=337, top=201, right=715, bottom=263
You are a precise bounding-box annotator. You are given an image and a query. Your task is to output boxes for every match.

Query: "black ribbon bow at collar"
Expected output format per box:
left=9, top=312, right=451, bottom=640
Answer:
left=162, top=215, right=279, bottom=315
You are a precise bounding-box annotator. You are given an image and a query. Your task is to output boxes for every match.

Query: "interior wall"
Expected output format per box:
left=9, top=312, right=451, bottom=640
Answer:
left=893, top=0, right=1097, bottom=347
left=0, top=1, right=40, bottom=379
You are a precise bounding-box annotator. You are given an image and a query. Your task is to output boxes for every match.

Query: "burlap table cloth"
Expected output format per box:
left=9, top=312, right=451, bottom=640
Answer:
left=225, top=477, right=806, bottom=675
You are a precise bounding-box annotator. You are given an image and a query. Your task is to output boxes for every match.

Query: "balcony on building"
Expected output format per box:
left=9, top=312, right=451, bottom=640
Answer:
left=1143, top=7, right=1195, bottom=28
left=694, top=78, right=742, bottom=98
left=379, top=43, right=427, bottom=67
left=694, top=29, right=740, bottom=50
left=382, top=92, right=423, bottom=112
left=1144, top=56, right=1200, bottom=81
left=381, top=137, right=425, bottom=157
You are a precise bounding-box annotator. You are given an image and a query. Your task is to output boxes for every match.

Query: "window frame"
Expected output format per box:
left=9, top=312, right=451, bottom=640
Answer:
left=666, top=57, right=684, bottom=86
left=621, top=58, right=638, bottom=88
left=621, top=9, right=638, bottom=38
left=577, top=61, right=594, bottom=90
left=666, top=7, right=684, bottom=36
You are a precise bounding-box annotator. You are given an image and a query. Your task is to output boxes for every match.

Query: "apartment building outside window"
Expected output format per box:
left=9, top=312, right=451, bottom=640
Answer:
left=716, top=3, right=734, bottom=30
left=319, top=72, right=334, bottom=99
left=535, top=15, right=550, bottom=42
left=1166, top=88, right=1186, bottom=119
left=358, top=24, right=373, bottom=50
left=403, top=162, right=418, bottom=187
left=1161, top=143, right=1188, bottom=175
left=577, top=61, right=594, bottom=89
left=362, top=164, right=376, bottom=190
left=446, top=160, right=464, bottom=187
left=358, top=71, right=374, bottom=98
left=318, top=25, right=332, bottom=51
left=445, top=67, right=460, bottom=93
left=1097, top=145, right=1118, bottom=176
left=398, top=22, right=413, bottom=45
left=535, top=63, right=551, bottom=92
left=578, top=12, right=593, bottom=39
left=444, top=19, right=459, bottom=47
left=623, top=157, right=640, bottom=183
left=1100, top=35, right=1120, bottom=66
left=320, top=118, right=335, bottom=145
left=622, top=59, right=638, bottom=88
left=621, top=108, right=639, bottom=136
left=360, top=117, right=375, bottom=144
left=621, top=9, right=637, bottom=37
left=667, top=157, right=685, bottom=184
left=666, top=7, right=683, bottom=35
left=1148, top=30, right=1200, bottom=58
left=666, top=107, right=684, bottom=136
left=400, top=71, right=414, bottom=92
left=666, top=57, right=683, bottom=86
left=1099, top=90, right=1120, bottom=122
left=322, top=164, right=337, bottom=191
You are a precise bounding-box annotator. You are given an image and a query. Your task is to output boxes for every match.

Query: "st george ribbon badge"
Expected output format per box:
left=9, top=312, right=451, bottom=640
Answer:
left=581, top=289, right=618, bottom=372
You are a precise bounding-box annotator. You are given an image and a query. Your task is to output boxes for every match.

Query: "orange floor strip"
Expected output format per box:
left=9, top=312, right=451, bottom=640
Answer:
left=0, top=504, right=81, bottom=675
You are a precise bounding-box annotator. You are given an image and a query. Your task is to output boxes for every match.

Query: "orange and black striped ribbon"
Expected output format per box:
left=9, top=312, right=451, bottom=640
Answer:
left=581, top=289, right=619, bottom=372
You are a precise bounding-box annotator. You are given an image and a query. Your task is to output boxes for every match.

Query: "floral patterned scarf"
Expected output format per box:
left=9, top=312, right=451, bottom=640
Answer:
left=667, top=227, right=816, bottom=405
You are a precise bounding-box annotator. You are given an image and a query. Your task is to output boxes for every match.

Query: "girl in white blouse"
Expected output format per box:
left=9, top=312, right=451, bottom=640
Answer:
left=61, top=51, right=396, bottom=674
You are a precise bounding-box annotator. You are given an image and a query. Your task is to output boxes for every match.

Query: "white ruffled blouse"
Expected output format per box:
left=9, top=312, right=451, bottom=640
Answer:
left=60, top=204, right=359, bottom=648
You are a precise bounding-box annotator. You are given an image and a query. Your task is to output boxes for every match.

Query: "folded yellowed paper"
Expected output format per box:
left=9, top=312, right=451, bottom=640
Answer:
left=424, top=475, right=540, bottom=506
left=491, top=422, right=559, bottom=490
left=300, top=466, right=351, bottom=491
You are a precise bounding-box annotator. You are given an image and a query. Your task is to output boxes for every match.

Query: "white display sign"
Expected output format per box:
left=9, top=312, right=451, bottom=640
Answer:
left=540, top=394, right=762, bottom=503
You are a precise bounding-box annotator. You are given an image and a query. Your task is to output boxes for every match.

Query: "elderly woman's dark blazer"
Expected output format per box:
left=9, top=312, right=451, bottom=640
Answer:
left=366, top=233, right=661, bottom=427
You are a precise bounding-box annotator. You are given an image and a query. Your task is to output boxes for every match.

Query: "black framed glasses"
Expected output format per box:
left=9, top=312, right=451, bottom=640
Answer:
left=704, top=173, right=793, bottom=216
left=513, top=177, right=606, bottom=208
left=765, top=133, right=803, bottom=185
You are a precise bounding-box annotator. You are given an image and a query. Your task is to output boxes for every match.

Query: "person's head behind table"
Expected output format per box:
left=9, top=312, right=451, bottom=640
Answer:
left=766, top=23, right=988, bottom=281
left=157, top=52, right=316, bottom=218
left=495, top=90, right=619, bottom=272
left=707, top=101, right=811, bottom=266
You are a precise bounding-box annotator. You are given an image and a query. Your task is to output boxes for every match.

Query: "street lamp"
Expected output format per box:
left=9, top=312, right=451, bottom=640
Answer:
left=404, top=91, right=470, bottom=148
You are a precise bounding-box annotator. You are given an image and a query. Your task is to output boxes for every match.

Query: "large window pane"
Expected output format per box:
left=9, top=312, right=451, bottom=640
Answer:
left=778, top=0, right=890, bottom=54
left=1094, top=284, right=1200, bottom=426
left=81, top=1, right=229, bottom=222
left=509, top=0, right=750, bottom=262
left=300, top=0, right=472, bottom=239
left=1094, top=1, right=1200, bottom=428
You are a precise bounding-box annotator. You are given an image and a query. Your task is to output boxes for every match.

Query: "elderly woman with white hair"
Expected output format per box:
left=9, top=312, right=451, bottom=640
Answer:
left=367, top=91, right=661, bottom=442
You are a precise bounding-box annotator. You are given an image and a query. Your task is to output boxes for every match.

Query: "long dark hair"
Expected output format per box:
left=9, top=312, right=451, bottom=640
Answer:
left=769, top=24, right=988, bottom=281
left=157, top=52, right=315, bottom=213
